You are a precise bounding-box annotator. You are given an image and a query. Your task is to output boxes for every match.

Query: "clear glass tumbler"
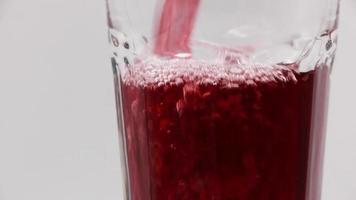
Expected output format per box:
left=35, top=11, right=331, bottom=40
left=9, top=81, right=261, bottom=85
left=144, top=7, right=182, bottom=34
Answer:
left=105, top=0, right=340, bottom=199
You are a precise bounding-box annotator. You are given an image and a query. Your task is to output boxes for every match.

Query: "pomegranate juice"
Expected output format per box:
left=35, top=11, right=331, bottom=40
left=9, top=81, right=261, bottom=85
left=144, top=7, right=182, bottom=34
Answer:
left=118, top=60, right=330, bottom=200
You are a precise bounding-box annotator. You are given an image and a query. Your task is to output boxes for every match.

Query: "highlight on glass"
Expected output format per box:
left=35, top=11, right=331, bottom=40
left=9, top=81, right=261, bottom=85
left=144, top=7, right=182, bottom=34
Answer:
left=105, top=0, right=340, bottom=199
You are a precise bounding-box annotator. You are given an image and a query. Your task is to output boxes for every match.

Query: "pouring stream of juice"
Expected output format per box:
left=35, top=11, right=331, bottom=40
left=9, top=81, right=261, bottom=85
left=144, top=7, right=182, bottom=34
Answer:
left=154, top=0, right=200, bottom=57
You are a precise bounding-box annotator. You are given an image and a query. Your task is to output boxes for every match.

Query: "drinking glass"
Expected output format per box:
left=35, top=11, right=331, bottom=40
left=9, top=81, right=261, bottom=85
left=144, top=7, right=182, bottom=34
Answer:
left=105, top=0, right=340, bottom=199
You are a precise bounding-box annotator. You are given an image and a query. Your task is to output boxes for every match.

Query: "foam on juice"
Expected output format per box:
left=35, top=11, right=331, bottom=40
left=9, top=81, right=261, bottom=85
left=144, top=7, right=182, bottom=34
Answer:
left=122, top=58, right=297, bottom=87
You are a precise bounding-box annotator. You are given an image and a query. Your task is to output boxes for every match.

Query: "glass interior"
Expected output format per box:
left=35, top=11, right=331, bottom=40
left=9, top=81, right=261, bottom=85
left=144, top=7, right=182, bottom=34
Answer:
left=107, top=0, right=339, bottom=72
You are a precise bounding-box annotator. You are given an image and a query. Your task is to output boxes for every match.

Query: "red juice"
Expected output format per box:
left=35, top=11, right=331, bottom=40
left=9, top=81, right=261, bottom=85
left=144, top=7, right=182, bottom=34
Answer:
left=118, top=59, right=330, bottom=200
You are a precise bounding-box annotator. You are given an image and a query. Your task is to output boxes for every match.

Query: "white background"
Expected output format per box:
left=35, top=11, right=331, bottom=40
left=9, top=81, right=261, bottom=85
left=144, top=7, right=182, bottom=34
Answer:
left=0, top=0, right=355, bottom=199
